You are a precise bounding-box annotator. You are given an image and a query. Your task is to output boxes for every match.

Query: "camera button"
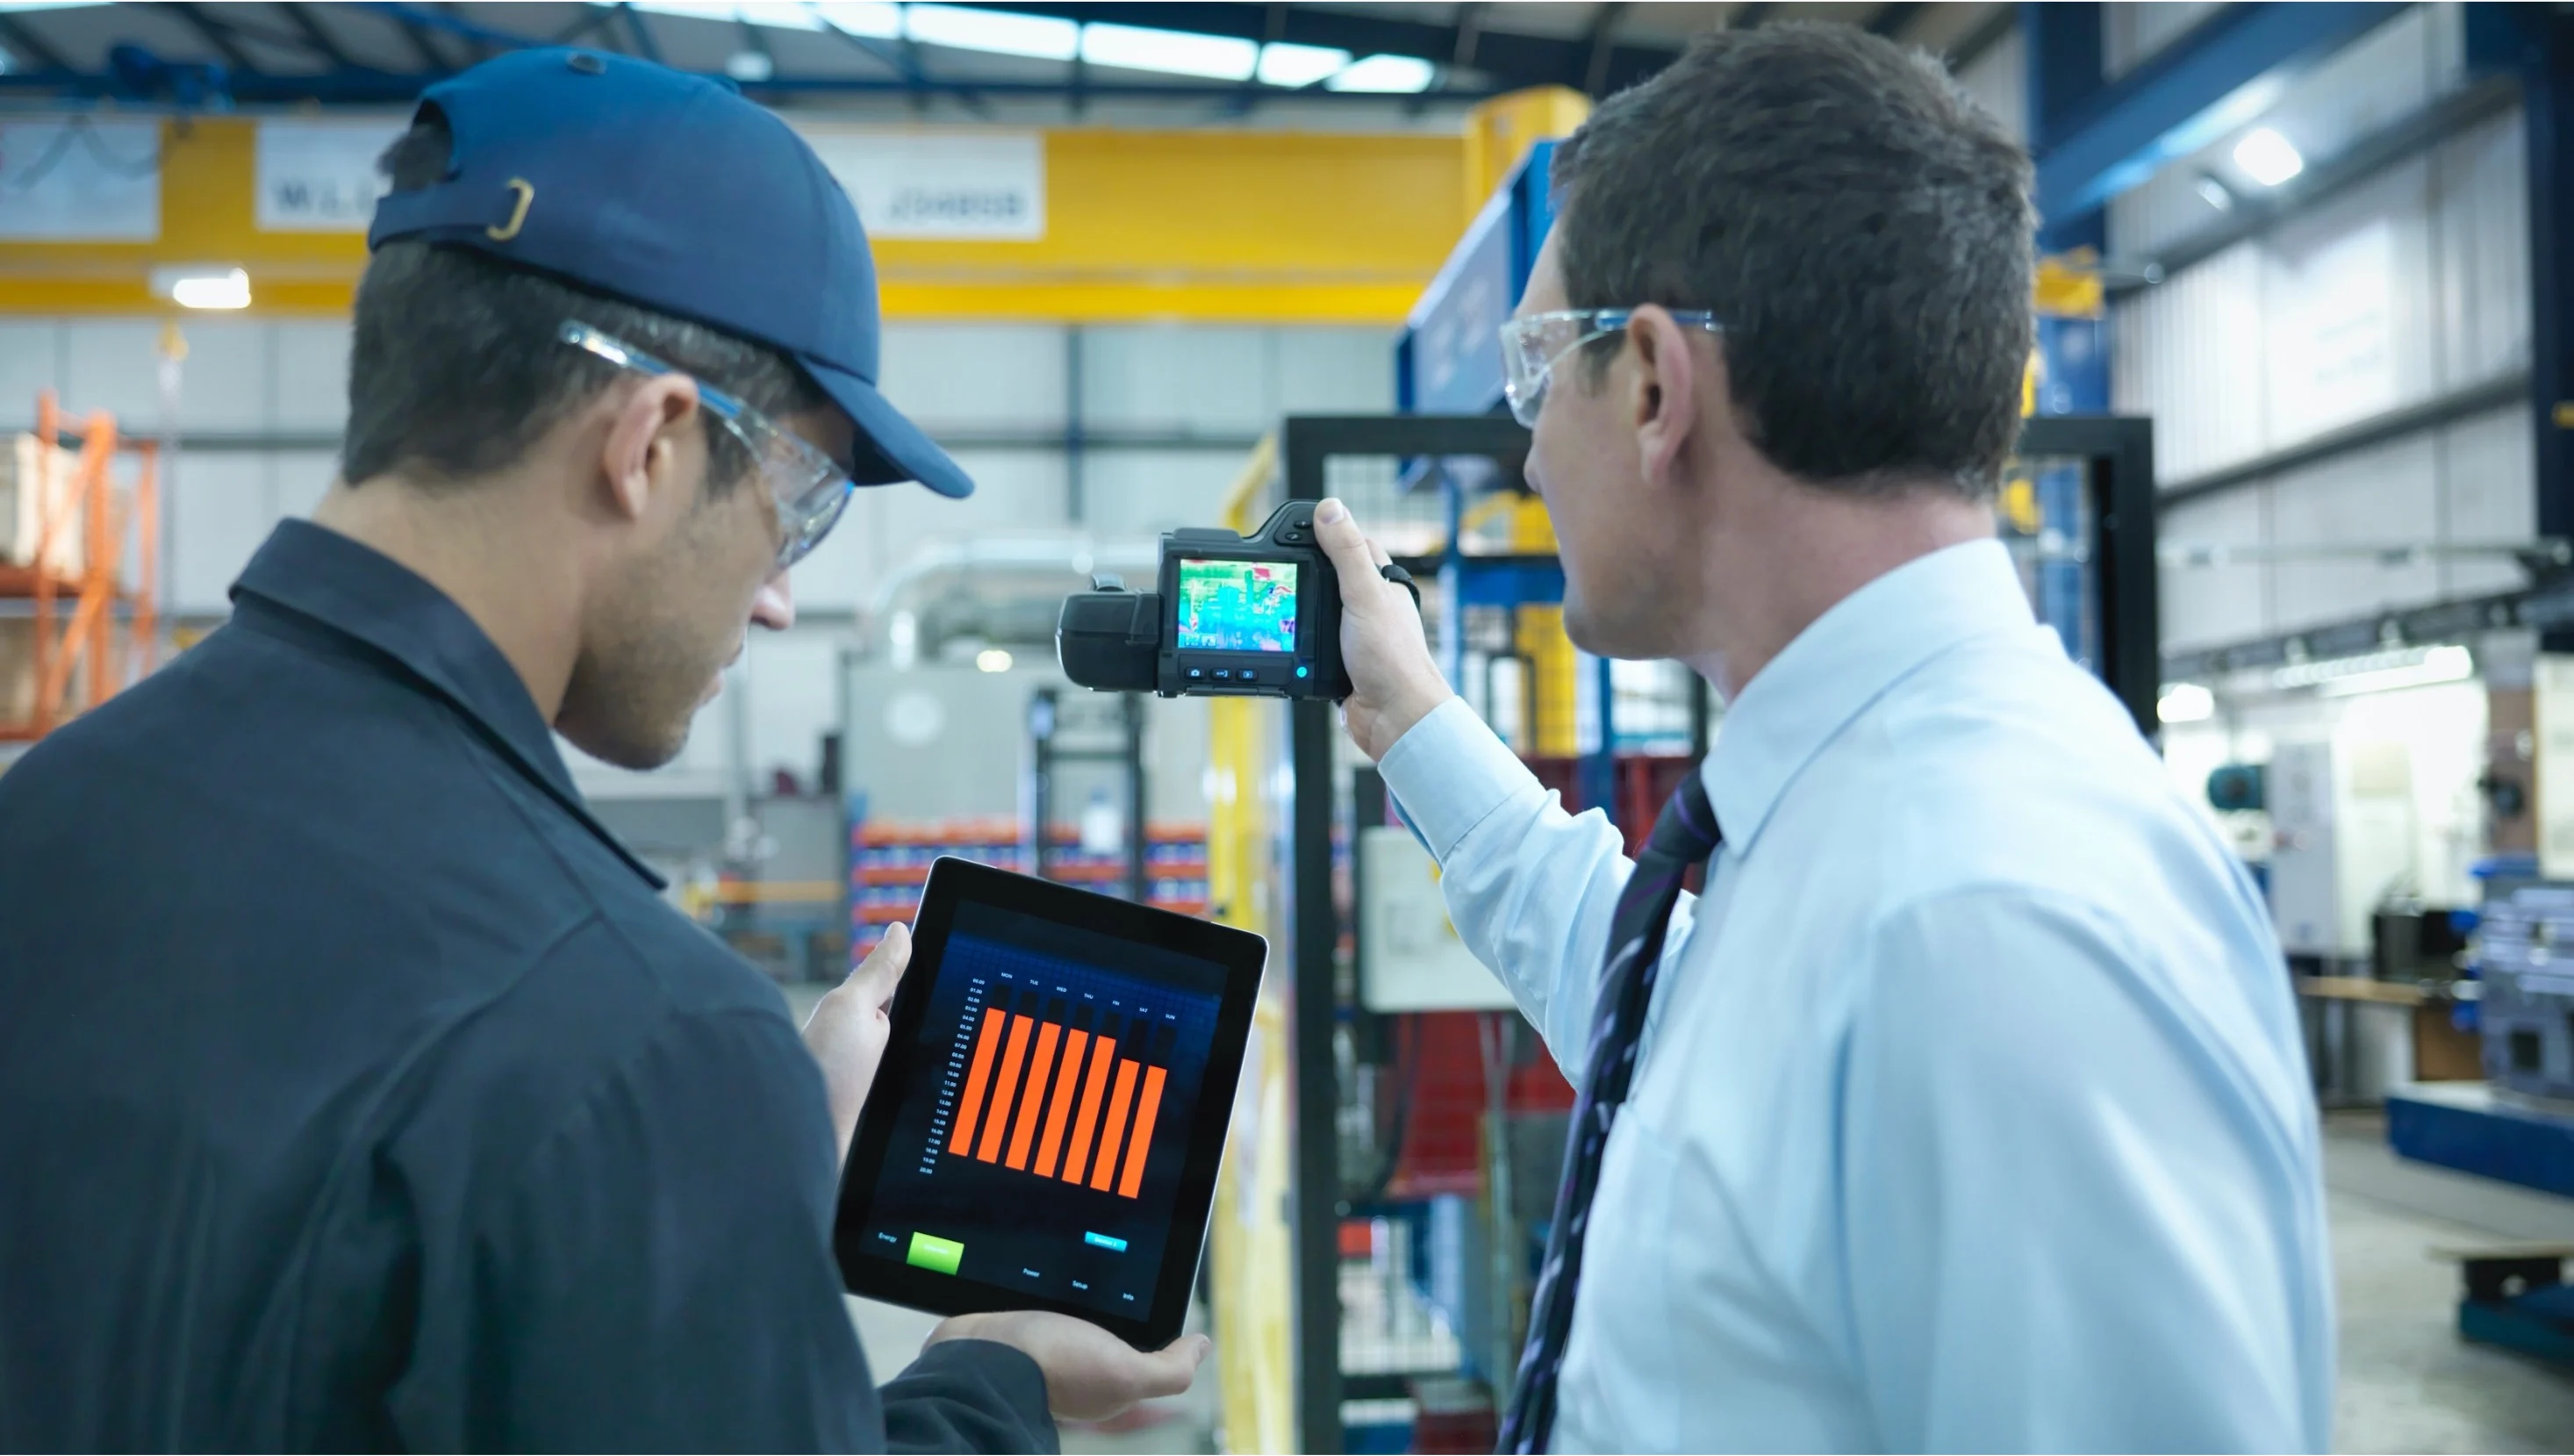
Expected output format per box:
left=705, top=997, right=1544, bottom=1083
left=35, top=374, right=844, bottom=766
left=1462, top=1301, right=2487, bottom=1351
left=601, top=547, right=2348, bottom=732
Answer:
left=1186, top=667, right=1205, bottom=680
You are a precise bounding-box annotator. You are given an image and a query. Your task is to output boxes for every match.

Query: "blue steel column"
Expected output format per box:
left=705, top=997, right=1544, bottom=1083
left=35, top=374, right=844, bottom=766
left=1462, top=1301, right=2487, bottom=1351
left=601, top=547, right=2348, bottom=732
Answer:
left=2469, top=5, right=2574, bottom=649
left=2026, top=6, right=2112, bottom=666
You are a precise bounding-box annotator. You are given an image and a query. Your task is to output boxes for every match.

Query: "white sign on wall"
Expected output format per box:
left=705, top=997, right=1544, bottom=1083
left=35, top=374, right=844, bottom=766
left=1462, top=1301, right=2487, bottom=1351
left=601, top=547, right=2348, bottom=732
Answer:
left=801, top=131, right=1046, bottom=240
left=0, top=118, right=161, bottom=241
left=255, top=119, right=406, bottom=233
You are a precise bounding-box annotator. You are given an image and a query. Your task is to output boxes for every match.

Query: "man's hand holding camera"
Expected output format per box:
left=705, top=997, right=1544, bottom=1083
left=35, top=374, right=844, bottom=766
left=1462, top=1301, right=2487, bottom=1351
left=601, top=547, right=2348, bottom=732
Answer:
left=1313, top=498, right=1453, bottom=761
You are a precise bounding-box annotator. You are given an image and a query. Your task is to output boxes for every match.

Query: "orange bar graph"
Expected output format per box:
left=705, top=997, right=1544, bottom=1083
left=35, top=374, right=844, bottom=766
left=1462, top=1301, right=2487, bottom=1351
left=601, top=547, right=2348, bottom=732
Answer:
left=1006, top=1022, right=1061, bottom=1170
left=1060, top=1036, right=1117, bottom=1186
left=978, top=1015, right=1034, bottom=1163
left=1118, top=1065, right=1169, bottom=1198
left=1033, top=1029, right=1090, bottom=1177
left=1090, top=1059, right=1142, bottom=1193
left=948, top=1008, right=1006, bottom=1157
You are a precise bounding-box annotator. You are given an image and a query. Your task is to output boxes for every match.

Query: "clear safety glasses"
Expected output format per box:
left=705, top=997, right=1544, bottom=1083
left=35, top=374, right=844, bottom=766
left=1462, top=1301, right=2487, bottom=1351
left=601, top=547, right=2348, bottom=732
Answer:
left=1498, top=308, right=1724, bottom=427
left=560, top=321, right=854, bottom=570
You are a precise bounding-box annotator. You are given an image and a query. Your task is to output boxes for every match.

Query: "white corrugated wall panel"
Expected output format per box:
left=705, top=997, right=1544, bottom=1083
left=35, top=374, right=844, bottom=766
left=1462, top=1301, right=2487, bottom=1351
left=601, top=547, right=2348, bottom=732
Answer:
left=167, top=453, right=275, bottom=613
left=2104, top=1, right=2224, bottom=80
left=1953, top=22, right=2026, bottom=143
left=2159, top=487, right=2271, bottom=651
left=1083, top=325, right=1273, bottom=434
left=2113, top=241, right=2267, bottom=482
left=2432, top=109, right=2531, bottom=390
left=2265, top=432, right=2443, bottom=633
left=2439, top=403, right=2536, bottom=599
left=2119, top=110, right=2529, bottom=489
left=2258, top=157, right=2434, bottom=445
left=271, top=321, right=351, bottom=433
left=878, top=323, right=1066, bottom=431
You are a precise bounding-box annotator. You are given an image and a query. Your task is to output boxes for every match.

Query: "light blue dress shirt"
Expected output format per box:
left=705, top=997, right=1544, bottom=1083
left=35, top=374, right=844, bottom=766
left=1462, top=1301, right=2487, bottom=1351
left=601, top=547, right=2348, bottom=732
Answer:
left=1375, top=539, right=2332, bottom=1452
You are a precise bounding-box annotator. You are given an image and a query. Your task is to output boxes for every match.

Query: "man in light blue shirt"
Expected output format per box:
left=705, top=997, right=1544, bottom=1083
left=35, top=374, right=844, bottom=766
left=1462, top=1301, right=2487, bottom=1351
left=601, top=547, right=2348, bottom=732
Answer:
left=1313, top=25, right=2331, bottom=1454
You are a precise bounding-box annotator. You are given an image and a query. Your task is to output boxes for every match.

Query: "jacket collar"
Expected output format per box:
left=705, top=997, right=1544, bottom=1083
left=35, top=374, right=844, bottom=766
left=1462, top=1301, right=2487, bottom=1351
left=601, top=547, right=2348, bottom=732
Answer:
left=1701, top=538, right=2040, bottom=854
left=230, top=519, right=665, bottom=889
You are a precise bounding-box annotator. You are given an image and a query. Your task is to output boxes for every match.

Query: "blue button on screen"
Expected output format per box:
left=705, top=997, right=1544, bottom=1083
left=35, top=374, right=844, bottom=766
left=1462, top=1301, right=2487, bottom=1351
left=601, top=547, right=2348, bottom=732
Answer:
left=1084, top=1231, right=1129, bottom=1252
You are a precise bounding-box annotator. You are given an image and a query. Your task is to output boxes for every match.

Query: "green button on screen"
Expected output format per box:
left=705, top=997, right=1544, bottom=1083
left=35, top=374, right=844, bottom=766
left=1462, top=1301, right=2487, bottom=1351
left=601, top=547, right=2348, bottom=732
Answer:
left=907, top=1231, right=964, bottom=1276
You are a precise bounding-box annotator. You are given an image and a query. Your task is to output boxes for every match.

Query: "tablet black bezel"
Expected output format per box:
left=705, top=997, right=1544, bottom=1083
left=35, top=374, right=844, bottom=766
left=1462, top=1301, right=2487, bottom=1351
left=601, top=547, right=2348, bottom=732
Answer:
left=831, top=855, right=1266, bottom=1350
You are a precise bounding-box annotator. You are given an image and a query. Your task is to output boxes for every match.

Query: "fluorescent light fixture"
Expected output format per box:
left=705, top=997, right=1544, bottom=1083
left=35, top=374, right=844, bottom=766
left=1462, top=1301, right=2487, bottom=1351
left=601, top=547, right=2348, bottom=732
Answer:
left=2232, top=126, right=2304, bottom=188
left=629, top=1, right=756, bottom=22
left=726, top=50, right=776, bottom=81
left=738, top=1, right=826, bottom=27
left=2157, top=683, right=2215, bottom=724
left=976, top=648, right=1015, bottom=674
left=1327, top=54, right=1437, bottom=93
left=811, top=1, right=900, bottom=37
left=904, top=4, right=1078, bottom=61
left=1081, top=22, right=1257, bottom=80
left=1258, top=41, right=1351, bottom=87
left=151, top=266, right=250, bottom=311
left=2317, top=644, right=2473, bottom=698
left=2269, top=643, right=2472, bottom=696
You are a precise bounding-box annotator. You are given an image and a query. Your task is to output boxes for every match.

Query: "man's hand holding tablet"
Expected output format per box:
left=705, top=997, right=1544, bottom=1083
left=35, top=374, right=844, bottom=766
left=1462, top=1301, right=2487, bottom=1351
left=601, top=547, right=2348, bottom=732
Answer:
left=807, top=859, right=1258, bottom=1420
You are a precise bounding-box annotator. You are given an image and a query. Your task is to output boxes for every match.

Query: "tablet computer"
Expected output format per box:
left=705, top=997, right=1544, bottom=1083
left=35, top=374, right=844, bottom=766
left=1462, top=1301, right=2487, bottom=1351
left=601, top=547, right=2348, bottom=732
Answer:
left=833, top=856, right=1266, bottom=1350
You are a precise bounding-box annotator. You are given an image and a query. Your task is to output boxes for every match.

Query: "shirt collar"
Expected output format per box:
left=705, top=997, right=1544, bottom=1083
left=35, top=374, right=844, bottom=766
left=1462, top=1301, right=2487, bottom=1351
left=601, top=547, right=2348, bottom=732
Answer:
left=1702, top=537, right=2039, bottom=853
left=229, top=519, right=666, bottom=889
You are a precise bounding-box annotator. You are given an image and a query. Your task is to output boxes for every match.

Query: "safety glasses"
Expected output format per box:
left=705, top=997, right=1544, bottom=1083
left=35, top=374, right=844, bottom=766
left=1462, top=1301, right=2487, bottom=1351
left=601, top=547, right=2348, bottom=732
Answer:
left=1498, top=308, right=1724, bottom=427
left=560, top=321, right=855, bottom=570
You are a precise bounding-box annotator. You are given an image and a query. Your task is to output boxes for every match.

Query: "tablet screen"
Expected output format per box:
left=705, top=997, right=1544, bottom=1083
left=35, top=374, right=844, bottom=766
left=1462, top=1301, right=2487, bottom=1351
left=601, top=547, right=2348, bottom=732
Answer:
left=849, top=899, right=1230, bottom=1323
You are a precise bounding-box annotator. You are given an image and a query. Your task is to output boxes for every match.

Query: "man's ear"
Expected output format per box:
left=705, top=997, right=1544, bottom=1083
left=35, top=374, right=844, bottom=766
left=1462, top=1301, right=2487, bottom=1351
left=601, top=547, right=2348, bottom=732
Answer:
left=597, top=375, right=701, bottom=525
left=1627, top=306, right=1703, bottom=487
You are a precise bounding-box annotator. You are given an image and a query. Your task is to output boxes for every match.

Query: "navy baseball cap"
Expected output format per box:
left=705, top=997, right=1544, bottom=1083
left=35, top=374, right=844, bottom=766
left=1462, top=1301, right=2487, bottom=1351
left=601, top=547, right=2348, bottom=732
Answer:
left=367, top=47, right=972, bottom=499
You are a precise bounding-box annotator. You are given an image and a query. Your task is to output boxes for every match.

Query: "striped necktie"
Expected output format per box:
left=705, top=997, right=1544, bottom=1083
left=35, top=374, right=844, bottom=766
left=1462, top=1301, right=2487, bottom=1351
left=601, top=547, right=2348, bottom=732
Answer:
left=1497, top=770, right=1722, bottom=1453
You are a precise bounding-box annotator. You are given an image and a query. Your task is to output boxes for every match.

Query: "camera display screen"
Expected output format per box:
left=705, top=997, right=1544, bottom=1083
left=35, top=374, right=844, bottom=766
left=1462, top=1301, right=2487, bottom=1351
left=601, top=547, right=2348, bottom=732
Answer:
left=1173, top=558, right=1300, bottom=654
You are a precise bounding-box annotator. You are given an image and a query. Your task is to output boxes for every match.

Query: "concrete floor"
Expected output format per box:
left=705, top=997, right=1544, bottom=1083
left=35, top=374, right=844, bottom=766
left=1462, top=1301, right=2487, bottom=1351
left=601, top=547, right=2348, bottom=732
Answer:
left=804, top=978, right=2574, bottom=1451
left=2320, top=1114, right=2574, bottom=1453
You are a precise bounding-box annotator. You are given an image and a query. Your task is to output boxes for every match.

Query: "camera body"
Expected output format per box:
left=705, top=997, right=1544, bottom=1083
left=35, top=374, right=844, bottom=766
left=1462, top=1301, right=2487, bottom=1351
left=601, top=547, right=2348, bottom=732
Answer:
left=1057, top=500, right=1351, bottom=700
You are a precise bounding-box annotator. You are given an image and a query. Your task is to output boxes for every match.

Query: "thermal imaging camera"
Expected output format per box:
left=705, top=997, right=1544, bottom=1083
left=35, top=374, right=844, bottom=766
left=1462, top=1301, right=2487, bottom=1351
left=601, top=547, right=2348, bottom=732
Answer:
left=1056, top=500, right=1414, bottom=701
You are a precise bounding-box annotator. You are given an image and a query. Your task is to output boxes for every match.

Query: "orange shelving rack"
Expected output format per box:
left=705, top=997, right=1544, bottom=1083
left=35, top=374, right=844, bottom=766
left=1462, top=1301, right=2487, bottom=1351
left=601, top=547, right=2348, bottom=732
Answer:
left=2, top=391, right=161, bottom=743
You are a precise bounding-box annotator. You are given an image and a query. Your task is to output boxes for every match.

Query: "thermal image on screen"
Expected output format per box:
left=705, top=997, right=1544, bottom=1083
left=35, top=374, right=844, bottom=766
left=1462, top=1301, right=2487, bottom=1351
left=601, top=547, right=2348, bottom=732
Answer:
left=1174, top=560, right=1299, bottom=654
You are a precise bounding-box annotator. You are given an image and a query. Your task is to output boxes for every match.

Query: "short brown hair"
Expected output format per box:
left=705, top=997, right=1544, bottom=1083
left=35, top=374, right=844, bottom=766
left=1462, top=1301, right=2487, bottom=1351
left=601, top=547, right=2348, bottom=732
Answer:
left=1551, top=25, right=2034, bottom=499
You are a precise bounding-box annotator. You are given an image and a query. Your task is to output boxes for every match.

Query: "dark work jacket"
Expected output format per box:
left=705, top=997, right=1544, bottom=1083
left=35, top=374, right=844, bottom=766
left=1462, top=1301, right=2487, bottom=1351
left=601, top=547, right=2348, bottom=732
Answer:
left=0, top=520, right=1056, bottom=1453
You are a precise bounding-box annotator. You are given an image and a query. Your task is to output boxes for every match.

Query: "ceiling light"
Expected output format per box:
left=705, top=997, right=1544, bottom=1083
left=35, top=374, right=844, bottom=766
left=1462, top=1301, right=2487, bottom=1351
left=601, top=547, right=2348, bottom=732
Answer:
left=628, top=2, right=753, bottom=22
left=152, top=266, right=250, bottom=311
left=2193, top=170, right=2235, bottom=212
left=1081, top=23, right=1257, bottom=80
left=726, top=50, right=776, bottom=81
left=1327, top=54, right=1437, bottom=94
left=976, top=648, right=1015, bottom=674
left=2157, top=683, right=2215, bottom=724
left=738, top=1, right=825, bottom=27
left=904, top=4, right=1079, bottom=61
left=1258, top=41, right=1350, bottom=88
left=2269, top=643, right=2472, bottom=696
left=810, top=1, right=900, bottom=36
left=2232, top=126, right=2304, bottom=188
left=2316, top=644, right=2473, bottom=698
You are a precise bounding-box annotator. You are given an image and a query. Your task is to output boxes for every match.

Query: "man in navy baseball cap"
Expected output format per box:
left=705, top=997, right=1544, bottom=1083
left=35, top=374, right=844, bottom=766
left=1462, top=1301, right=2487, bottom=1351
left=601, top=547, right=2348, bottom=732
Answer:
left=0, top=47, right=1203, bottom=1453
